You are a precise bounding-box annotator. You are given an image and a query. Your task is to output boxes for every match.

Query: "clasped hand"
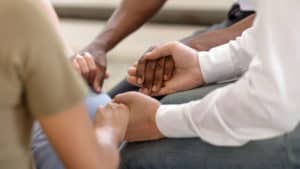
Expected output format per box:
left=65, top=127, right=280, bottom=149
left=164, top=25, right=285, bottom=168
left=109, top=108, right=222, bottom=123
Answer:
left=128, top=41, right=205, bottom=96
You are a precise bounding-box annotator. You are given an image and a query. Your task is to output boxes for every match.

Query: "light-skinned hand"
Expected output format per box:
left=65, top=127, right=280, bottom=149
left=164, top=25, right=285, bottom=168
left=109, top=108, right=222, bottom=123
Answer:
left=113, top=92, right=163, bottom=142
left=94, top=103, right=130, bottom=145
left=128, top=41, right=205, bottom=96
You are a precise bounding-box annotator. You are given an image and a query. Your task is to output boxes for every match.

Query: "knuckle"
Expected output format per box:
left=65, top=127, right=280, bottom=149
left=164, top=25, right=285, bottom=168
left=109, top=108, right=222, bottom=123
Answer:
left=97, top=106, right=104, bottom=112
left=77, top=54, right=84, bottom=59
left=84, top=52, right=92, bottom=57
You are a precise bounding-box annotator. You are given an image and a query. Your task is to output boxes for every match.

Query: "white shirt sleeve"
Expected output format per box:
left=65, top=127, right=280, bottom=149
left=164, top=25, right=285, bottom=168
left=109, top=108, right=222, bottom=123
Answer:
left=237, top=0, right=256, bottom=11
left=156, top=0, right=300, bottom=146
left=199, top=28, right=255, bottom=84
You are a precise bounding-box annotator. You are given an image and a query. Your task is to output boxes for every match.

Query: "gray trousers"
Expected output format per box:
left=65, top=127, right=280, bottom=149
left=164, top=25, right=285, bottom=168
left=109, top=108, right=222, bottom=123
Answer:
left=120, top=82, right=300, bottom=169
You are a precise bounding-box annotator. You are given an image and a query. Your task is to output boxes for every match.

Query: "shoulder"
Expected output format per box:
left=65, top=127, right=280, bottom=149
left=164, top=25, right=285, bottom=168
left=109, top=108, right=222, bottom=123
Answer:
left=0, top=0, right=60, bottom=34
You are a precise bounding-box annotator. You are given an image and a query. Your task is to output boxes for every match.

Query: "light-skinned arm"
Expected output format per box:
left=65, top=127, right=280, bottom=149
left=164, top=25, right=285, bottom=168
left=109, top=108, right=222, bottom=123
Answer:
left=38, top=103, right=129, bottom=169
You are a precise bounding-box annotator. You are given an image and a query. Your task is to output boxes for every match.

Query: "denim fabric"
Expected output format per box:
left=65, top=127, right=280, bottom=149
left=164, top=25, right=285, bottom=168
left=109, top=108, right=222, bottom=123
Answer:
left=31, top=92, right=111, bottom=169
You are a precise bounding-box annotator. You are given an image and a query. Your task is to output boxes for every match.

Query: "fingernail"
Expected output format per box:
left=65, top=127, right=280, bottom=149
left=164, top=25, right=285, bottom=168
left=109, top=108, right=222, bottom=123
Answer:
left=152, top=86, right=157, bottom=92
left=138, top=78, right=143, bottom=84
left=164, top=75, right=168, bottom=80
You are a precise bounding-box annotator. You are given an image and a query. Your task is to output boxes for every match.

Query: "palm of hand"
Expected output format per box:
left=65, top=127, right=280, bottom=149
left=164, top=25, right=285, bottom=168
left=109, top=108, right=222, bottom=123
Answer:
left=150, top=43, right=204, bottom=96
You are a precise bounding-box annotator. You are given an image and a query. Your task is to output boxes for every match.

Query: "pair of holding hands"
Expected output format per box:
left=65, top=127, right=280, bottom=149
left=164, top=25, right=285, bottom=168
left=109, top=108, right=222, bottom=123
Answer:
left=73, top=42, right=205, bottom=144
left=128, top=42, right=204, bottom=96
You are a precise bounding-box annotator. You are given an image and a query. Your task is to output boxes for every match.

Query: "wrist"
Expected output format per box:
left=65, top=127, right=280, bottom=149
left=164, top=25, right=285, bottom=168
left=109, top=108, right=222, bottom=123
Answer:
left=191, top=51, right=205, bottom=86
left=148, top=104, right=164, bottom=140
left=185, top=40, right=210, bottom=51
left=84, top=43, right=107, bottom=56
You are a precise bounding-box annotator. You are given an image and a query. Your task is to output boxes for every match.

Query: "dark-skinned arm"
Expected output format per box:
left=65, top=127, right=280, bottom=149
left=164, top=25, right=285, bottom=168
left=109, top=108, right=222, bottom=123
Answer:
left=86, top=0, right=167, bottom=54
left=182, top=14, right=256, bottom=51
left=73, top=0, right=167, bottom=92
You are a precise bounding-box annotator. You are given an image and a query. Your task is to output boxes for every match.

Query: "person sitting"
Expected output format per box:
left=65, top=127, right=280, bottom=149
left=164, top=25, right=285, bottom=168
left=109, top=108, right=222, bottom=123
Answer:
left=32, top=1, right=257, bottom=169
left=71, top=0, right=255, bottom=98
left=110, top=0, right=300, bottom=168
left=0, top=1, right=129, bottom=169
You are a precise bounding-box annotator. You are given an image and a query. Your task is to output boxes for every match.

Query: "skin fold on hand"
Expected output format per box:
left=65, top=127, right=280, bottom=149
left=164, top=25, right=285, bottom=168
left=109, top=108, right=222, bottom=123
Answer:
left=94, top=102, right=130, bottom=145
left=128, top=41, right=204, bottom=96
left=113, top=92, right=163, bottom=142
left=135, top=49, right=175, bottom=95
left=72, top=52, right=109, bottom=93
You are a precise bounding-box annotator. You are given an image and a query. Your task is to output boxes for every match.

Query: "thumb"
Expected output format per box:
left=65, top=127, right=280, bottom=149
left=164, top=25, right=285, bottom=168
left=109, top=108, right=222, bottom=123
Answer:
left=143, top=42, right=178, bottom=60
left=113, top=92, right=141, bottom=106
left=93, top=72, right=102, bottom=93
left=104, top=72, right=110, bottom=79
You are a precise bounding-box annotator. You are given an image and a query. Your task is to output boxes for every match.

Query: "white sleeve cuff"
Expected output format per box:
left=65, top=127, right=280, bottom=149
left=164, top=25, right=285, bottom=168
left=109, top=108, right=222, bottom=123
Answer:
left=198, top=50, right=236, bottom=84
left=155, top=104, right=197, bottom=138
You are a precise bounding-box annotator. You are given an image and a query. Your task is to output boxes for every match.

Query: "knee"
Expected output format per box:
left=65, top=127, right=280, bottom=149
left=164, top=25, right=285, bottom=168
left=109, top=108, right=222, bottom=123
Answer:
left=85, top=92, right=111, bottom=119
left=160, top=93, right=179, bottom=104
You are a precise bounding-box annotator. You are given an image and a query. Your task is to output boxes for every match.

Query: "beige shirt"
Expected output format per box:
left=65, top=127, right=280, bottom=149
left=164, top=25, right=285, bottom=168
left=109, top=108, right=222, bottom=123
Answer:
left=0, top=0, right=87, bottom=169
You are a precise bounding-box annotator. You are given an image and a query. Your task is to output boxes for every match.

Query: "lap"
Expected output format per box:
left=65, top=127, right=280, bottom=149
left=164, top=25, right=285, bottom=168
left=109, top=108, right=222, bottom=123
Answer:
left=160, top=82, right=233, bottom=104
left=120, top=125, right=300, bottom=169
left=121, top=83, right=300, bottom=169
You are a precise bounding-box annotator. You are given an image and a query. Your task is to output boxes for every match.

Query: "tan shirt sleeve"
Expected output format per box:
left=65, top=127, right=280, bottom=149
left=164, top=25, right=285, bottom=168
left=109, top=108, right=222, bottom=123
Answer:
left=12, top=0, right=88, bottom=117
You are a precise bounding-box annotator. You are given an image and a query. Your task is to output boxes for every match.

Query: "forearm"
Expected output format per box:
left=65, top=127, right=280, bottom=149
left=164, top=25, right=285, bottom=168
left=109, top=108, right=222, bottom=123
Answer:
left=87, top=0, right=167, bottom=53
left=39, top=104, right=120, bottom=169
left=183, top=14, right=256, bottom=51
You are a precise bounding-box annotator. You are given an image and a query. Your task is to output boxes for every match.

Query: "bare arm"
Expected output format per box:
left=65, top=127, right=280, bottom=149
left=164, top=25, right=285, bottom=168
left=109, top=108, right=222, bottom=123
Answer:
left=73, top=0, right=167, bottom=92
left=182, top=14, right=256, bottom=51
left=85, top=0, right=167, bottom=54
left=38, top=104, right=124, bottom=169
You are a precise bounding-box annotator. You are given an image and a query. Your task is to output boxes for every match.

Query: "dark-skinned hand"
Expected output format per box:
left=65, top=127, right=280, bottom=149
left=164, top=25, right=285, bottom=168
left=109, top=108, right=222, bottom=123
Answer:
left=128, top=41, right=205, bottom=96
left=72, top=50, right=109, bottom=93
left=134, top=46, right=175, bottom=95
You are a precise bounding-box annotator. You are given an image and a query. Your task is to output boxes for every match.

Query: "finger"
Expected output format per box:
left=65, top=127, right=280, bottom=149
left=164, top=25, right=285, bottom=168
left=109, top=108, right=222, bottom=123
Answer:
left=136, top=58, right=146, bottom=85
left=114, top=92, right=140, bottom=105
left=83, top=52, right=97, bottom=84
left=139, top=88, right=150, bottom=96
left=95, top=106, right=106, bottom=121
left=132, top=62, right=138, bottom=68
left=164, top=56, right=175, bottom=81
left=117, top=103, right=128, bottom=110
left=127, top=75, right=141, bottom=87
left=109, top=102, right=119, bottom=110
left=143, top=42, right=179, bottom=60
left=152, top=57, right=165, bottom=93
left=96, top=106, right=104, bottom=113
left=72, top=59, right=81, bottom=74
left=93, top=72, right=102, bottom=93
left=104, top=72, right=110, bottom=79
left=128, top=66, right=137, bottom=76
left=149, top=86, right=169, bottom=97
left=76, top=55, right=89, bottom=78
left=143, top=60, right=156, bottom=95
